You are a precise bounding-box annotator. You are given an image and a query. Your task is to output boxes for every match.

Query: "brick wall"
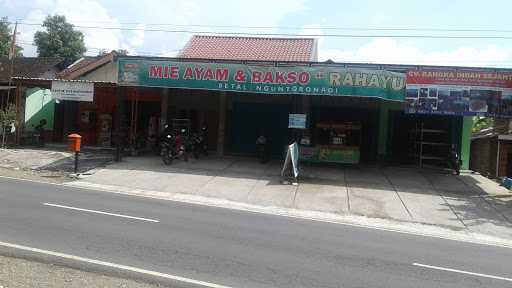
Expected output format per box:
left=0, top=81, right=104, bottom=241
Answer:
left=498, top=141, right=510, bottom=177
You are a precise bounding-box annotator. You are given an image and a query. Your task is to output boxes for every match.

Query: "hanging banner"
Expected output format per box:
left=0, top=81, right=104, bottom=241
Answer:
left=405, top=70, right=512, bottom=117
left=51, top=80, right=94, bottom=102
left=118, top=58, right=405, bottom=101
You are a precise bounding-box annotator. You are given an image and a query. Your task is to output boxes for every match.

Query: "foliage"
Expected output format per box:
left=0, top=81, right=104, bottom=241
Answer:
left=0, top=17, right=23, bottom=57
left=472, top=116, right=493, bottom=133
left=0, top=104, right=17, bottom=126
left=34, top=15, right=86, bottom=61
left=98, top=49, right=129, bottom=56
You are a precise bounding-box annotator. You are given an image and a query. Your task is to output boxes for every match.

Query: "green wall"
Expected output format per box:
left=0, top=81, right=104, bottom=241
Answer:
left=449, top=116, right=472, bottom=170
left=460, top=116, right=473, bottom=170
left=24, top=88, right=55, bottom=131
left=377, top=100, right=402, bottom=160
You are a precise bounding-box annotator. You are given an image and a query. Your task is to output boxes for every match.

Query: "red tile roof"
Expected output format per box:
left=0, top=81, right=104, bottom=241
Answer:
left=179, top=35, right=317, bottom=62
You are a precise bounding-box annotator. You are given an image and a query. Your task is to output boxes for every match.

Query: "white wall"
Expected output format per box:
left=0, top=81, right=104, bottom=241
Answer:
left=78, top=61, right=117, bottom=83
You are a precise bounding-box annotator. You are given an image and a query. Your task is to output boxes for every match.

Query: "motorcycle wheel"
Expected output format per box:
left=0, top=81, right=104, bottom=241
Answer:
left=163, top=156, right=172, bottom=165
left=258, top=153, right=265, bottom=164
left=162, top=150, right=172, bottom=165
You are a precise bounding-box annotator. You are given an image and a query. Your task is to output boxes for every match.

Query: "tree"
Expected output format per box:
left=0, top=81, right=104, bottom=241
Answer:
left=0, top=17, right=23, bottom=57
left=98, top=49, right=129, bottom=56
left=34, top=15, right=86, bottom=61
left=472, top=116, right=493, bottom=133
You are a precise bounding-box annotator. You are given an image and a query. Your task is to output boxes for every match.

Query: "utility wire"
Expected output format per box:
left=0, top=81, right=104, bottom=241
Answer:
left=16, top=40, right=180, bottom=56
left=13, top=23, right=512, bottom=66
left=16, top=40, right=512, bottom=66
left=12, top=20, right=512, bottom=33
left=13, top=22, right=512, bottom=39
left=15, top=40, right=512, bottom=65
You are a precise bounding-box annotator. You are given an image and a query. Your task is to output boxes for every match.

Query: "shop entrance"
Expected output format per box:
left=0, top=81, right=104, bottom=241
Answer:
left=126, top=88, right=161, bottom=154
left=231, top=102, right=289, bottom=156
left=299, top=97, right=380, bottom=164
left=306, top=106, right=378, bottom=163
left=392, top=113, right=460, bottom=167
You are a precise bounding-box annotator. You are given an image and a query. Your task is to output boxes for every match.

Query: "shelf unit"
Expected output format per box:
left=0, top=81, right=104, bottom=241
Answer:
left=409, top=122, right=449, bottom=167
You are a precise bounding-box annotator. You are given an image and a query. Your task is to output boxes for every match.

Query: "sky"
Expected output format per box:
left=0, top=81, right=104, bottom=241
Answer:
left=1, top=0, right=512, bottom=68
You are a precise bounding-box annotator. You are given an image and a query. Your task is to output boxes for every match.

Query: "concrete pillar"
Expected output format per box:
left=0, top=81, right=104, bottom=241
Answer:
left=217, top=92, right=227, bottom=156
left=377, top=100, right=401, bottom=161
left=302, top=95, right=311, bottom=127
left=114, top=86, right=126, bottom=161
left=160, top=88, right=169, bottom=132
left=377, top=101, right=390, bottom=161
left=460, top=116, right=473, bottom=170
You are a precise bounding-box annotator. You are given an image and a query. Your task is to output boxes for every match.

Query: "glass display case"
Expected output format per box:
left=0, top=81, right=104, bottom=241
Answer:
left=300, top=121, right=361, bottom=164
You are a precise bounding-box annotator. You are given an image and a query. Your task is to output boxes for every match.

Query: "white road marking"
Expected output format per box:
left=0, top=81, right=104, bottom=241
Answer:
left=43, top=203, right=160, bottom=223
left=2, top=175, right=512, bottom=249
left=0, top=240, right=231, bottom=288
left=413, top=263, right=512, bottom=282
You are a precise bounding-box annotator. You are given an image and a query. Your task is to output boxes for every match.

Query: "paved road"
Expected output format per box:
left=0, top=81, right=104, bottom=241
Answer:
left=0, top=176, right=511, bottom=288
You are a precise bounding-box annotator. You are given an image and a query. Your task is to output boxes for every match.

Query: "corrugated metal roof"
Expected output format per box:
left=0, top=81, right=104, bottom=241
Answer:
left=12, top=76, right=116, bottom=84
left=0, top=57, right=66, bottom=82
left=58, top=56, right=101, bottom=77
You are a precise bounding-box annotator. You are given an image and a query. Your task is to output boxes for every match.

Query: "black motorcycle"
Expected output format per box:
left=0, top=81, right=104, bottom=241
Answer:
left=190, top=126, right=208, bottom=159
left=449, top=146, right=461, bottom=175
left=160, top=131, right=188, bottom=165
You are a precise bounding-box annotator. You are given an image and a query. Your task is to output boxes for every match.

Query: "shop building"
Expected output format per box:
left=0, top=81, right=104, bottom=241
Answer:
left=56, top=51, right=119, bottom=146
left=118, top=52, right=512, bottom=170
left=116, top=55, right=405, bottom=164
left=6, top=53, right=119, bottom=146
left=470, top=119, right=512, bottom=178
left=10, top=36, right=512, bottom=173
left=0, top=57, right=68, bottom=144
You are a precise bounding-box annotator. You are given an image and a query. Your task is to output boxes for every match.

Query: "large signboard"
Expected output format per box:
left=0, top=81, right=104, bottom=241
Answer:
left=405, top=70, right=512, bottom=117
left=118, top=59, right=406, bottom=101
left=51, top=80, right=94, bottom=102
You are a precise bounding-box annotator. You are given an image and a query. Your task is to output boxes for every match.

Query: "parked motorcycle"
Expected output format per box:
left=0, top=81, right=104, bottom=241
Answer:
left=190, top=126, right=208, bottom=159
left=160, top=129, right=188, bottom=165
left=256, top=134, right=269, bottom=163
left=449, top=145, right=461, bottom=175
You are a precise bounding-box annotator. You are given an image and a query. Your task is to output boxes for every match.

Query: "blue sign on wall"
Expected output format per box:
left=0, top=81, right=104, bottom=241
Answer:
left=288, top=114, right=307, bottom=129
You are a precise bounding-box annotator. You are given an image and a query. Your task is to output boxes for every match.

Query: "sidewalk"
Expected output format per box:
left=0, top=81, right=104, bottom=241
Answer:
left=0, top=147, right=113, bottom=175
left=67, top=156, right=512, bottom=240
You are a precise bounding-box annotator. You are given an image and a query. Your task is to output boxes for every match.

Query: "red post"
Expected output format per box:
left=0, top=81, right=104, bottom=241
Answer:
left=68, top=134, right=82, bottom=173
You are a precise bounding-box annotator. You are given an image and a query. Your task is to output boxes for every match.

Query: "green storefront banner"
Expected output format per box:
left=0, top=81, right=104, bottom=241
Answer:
left=118, top=58, right=406, bottom=101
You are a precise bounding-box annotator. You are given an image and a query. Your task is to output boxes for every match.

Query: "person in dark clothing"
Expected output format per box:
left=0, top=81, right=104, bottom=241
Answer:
left=35, top=119, right=47, bottom=147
